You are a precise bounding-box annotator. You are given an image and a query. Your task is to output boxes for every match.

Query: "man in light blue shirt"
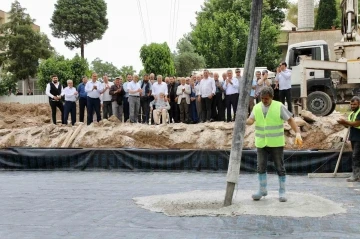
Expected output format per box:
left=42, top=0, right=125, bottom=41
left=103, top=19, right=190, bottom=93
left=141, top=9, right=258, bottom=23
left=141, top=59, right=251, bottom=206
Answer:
left=77, top=76, right=88, bottom=123
left=85, top=72, right=103, bottom=125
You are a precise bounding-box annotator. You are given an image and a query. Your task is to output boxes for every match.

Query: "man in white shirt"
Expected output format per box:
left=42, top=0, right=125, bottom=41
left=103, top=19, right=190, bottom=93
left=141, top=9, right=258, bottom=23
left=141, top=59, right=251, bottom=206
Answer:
left=61, top=80, right=78, bottom=125
left=195, top=74, right=202, bottom=121
left=149, top=73, right=156, bottom=85
left=198, top=69, right=216, bottom=122
left=176, top=77, right=191, bottom=123
left=85, top=72, right=103, bottom=125
left=152, top=75, right=168, bottom=100
left=123, top=74, right=132, bottom=122
left=127, top=74, right=142, bottom=123
left=151, top=75, right=169, bottom=124
left=100, top=75, right=114, bottom=120
left=45, top=74, right=64, bottom=125
left=223, top=69, right=240, bottom=122
left=275, top=62, right=292, bottom=113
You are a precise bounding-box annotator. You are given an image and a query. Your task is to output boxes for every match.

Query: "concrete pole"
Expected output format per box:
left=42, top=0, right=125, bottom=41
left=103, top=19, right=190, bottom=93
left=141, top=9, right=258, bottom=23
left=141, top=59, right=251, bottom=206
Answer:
left=298, top=0, right=314, bottom=31
left=224, top=0, right=263, bottom=207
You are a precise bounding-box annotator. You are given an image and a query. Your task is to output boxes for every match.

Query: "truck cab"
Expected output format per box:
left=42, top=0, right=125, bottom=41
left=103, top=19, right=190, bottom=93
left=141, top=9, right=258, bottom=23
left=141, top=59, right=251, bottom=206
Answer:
left=285, top=40, right=336, bottom=116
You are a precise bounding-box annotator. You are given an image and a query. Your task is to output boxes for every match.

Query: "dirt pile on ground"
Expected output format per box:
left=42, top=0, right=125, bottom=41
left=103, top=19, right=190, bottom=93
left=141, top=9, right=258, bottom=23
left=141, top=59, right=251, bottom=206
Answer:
left=0, top=102, right=350, bottom=150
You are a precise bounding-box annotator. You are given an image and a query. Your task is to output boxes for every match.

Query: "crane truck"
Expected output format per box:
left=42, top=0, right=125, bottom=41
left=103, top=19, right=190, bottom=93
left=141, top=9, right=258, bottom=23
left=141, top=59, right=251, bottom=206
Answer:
left=284, top=0, right=360, bottom=116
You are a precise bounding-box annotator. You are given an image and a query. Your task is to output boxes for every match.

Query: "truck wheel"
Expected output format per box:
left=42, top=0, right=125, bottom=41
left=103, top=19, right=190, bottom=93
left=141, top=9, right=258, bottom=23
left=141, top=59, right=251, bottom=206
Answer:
left=306, top=91, right=333, bottom=116
left=325, top=102, right=336, bottom=116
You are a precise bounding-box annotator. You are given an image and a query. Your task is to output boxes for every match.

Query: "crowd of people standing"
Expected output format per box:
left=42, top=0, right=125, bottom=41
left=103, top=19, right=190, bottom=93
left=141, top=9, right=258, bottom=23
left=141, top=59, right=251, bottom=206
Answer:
left=45, top=64, right=292, bottom=126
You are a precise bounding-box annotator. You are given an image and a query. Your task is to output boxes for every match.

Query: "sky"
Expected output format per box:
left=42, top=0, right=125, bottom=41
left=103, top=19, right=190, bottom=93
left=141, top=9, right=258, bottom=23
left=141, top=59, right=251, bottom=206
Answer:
left=0, top=0, right=205, bottom=72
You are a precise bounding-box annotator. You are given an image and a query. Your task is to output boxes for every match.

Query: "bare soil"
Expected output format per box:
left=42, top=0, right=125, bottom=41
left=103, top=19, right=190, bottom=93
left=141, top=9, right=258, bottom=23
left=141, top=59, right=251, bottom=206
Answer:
left=0, top=102, right=350, bottom=150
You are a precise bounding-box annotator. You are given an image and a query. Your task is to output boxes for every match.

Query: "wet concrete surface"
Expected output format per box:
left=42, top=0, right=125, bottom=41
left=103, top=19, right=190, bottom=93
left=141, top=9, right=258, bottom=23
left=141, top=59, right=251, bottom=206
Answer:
left=0, top=171, right=359, bottom=239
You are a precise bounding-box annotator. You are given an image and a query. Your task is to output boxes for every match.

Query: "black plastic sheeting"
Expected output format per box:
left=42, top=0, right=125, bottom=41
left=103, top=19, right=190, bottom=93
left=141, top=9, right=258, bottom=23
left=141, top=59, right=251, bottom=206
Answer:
left=0, top=147, right=353, bottom=174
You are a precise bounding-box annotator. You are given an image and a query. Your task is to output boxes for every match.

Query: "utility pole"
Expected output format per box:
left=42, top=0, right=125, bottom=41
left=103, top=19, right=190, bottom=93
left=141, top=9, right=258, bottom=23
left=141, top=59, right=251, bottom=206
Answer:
left=224, top=0, right=264, bottom=206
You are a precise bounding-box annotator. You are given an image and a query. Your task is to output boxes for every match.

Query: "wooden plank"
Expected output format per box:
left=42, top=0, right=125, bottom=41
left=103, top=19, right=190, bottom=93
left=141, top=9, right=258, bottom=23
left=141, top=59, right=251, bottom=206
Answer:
left=308, top=173, right=351, bottom=178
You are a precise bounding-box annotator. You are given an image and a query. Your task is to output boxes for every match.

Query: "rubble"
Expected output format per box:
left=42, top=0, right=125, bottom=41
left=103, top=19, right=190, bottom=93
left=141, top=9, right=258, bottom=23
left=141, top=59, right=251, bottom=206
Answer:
left=0, top=102, right=351, bottom=150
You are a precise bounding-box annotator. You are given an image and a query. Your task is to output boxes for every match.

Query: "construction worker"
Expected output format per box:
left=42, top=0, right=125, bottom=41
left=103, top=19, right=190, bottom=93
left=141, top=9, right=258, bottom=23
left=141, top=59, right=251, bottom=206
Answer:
left=337, top=96, right=360, bottom=182
left=246, top=86, right=302, bottom=202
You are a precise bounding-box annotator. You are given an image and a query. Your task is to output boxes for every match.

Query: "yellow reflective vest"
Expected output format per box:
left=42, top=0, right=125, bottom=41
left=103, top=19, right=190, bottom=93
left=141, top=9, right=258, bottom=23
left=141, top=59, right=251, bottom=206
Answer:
left=254, top=101, right=285, bottom=148
left=348, top=108, right=360, bottom=129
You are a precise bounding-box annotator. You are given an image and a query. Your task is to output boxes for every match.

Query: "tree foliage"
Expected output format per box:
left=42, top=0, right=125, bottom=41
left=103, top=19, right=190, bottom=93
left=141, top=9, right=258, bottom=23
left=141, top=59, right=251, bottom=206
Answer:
left=139, top=42, right=176, bottom=76
left=315, top=0, right=337, bottom=29
left=0, top=72, right=17, bottom=96
left=190, top=0, right=285, bottom=70
left=286, top=0, right=343, bottom=28
left=90, top=58, right=121, bottom=78
left=173, top=36, right=205, bottom=76
left=119, top=65, right=136, bottom=80
left=37, top=54, right=89, bottom=91
left=0, top=1, right=52, bottom=86
left=50, top=0, right=109, bottom=58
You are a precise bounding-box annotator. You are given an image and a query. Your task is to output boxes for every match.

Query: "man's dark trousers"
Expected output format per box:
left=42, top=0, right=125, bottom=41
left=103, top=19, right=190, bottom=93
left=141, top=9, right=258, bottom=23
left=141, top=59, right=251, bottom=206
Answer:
left=49, top=100, right=64, bottom=125
left=201, top=97, right=212, bottom=122
left=79, top=97, right=87, bottom=122
left=64, top=101, right=76, bottom=125
left=123, top=96, right=129, bottom=122
left=87, top=97, right=101, bottom=125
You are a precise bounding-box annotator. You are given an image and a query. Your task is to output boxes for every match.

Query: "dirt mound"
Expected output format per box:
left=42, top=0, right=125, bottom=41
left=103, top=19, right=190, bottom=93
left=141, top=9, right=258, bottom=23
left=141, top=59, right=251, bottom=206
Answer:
left=0, top=103, right=350, bottom=150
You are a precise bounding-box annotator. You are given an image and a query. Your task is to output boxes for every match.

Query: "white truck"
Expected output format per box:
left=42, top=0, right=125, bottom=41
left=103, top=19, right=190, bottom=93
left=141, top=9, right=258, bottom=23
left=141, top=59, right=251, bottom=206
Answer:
left=284, top=0, right=360, bottom=116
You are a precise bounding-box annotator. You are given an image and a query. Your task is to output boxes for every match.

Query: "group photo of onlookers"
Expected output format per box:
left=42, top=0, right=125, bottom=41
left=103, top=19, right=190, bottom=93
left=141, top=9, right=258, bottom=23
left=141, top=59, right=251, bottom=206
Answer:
left=44, top=66, right=285, bottom=126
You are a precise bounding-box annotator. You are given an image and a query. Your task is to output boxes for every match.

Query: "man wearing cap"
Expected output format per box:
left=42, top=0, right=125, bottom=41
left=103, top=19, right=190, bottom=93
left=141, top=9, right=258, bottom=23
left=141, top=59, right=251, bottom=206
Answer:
left=275, top=62, right=292, bottom=112
left=109, top=77, right=125, bottom=121
left=246, top=86, right=302, bottom=202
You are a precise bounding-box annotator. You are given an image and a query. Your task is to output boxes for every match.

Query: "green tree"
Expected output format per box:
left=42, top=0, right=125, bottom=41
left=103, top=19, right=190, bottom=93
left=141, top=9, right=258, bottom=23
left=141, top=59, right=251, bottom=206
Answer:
left=0, top=72, right=17, bottom=96
left=90, top=57, right=121, bottom=78
left=139, top=42, right=176, bottom=76
left=119, top=65, right=136, bottom=81
left=173, top=36, right=205, bottom=76
left=37, top=54, right=89, bottom=91
left=138, top=69, right=146, bottom=78
left=315, top=0, right=337, bottom=29
left=286, top=2, right=298, bottom=26
left=190, top=0, right=284, bottom=70
left=286, top=1, right=342, bottom=28
left=70, top=54, right=90, bottom=84
left=0, top=1, right=52, bottom=94
left=50, top=0, right=109, bottom=58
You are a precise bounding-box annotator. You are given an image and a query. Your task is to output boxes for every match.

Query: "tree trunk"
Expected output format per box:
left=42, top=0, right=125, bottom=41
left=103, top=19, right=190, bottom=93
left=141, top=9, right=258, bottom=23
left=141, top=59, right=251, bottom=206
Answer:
left=27, top=77, right=31, bottom=91
left=81, top=40, right=85, bottom=58
left=224, top=0, right=264, bottom=207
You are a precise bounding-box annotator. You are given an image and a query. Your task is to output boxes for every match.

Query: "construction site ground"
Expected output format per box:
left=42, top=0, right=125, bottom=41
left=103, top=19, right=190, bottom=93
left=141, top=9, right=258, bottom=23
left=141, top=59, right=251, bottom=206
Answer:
left=0, top=171, right=358, bottom=239
left=0, top=102, right=351, bottom=150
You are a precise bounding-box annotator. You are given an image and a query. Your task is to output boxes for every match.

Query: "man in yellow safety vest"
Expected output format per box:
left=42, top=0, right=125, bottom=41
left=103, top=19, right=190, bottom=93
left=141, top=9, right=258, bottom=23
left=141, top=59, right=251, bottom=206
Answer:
left=337, top=96, right=360, bottom=182
left=246, top=86, right=302, bottom=202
